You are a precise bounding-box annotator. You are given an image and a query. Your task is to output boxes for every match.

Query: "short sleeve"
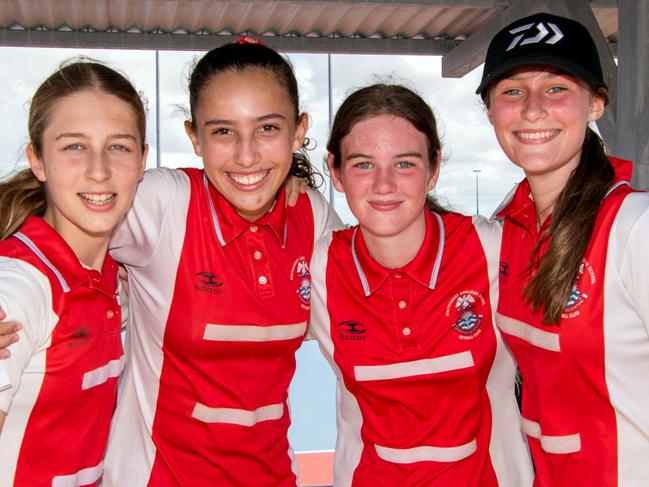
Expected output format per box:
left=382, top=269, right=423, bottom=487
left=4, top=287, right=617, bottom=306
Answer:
left=306, top=190, right=343, bottom=247
left=0, top=257, right=58, bottom=412
left=306, top=232, right=334, bottom=342
left=616, top=193, right=649, bottom=333
left=110, top=168, right=191, bottom=267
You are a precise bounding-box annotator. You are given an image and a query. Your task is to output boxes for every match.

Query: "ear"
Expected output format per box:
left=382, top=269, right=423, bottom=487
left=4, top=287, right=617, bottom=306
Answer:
left=138, top=143, right=149, bottom=181
left=292, top=113, right=309, bottom=152
left=486, top=105, right=495, bottom=126
left=26, top=144, right=47, bottom=183
left=327, top=153, right=345, bottom=193
left=587, top=94, right=606, bottom=123
left=427, top=152, right=442, bottom=192
left=184, top=120, right=202, bottom=157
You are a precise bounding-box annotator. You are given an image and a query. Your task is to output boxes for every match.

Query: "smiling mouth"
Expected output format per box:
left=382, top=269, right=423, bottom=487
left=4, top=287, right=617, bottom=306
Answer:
left=369, top=200, right=402, bottom=211
left=227, top=169, right=271, bottom=187
left=78, top=193, right=116, bottom=205
left=516, top=130, right=559, bottom=141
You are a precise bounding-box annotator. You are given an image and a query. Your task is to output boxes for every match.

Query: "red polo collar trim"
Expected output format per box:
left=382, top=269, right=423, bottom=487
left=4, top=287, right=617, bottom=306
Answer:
left=12, top=215, right=117, bottom=296
left=496, top=157, right=634, bottom=226
left=351, top=210, right=445, bottom=297
left=202, top=172, right=288, bottom=247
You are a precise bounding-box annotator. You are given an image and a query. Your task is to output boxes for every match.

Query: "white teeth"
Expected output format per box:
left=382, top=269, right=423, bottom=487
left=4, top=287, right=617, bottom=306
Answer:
left=518, top=130, right=557, bottom=140
left=228, top=170, right=269, bottom=186
left=79, top=193, right=115, bottom=205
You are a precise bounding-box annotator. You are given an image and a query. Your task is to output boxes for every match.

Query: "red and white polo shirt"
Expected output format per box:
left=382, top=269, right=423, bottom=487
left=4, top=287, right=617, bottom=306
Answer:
left=496, top=158, right=649, bottom=486
left=104, top=167, right=340, bottom=486
left=309, top=209, right=533, bottom=486
left=0, top=216, right=123, bottom=487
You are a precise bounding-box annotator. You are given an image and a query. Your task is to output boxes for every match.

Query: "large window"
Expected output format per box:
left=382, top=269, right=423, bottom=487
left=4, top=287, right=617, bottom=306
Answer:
left=0, top=46, right=523, bottom=451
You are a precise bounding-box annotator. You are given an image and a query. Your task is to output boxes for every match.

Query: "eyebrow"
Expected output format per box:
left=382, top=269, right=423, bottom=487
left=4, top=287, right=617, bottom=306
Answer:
left=346, top=151, right=423, bottom=160
left=55, top=133, right=137, bottom=141
left=204, top=113, right=288, bottom=126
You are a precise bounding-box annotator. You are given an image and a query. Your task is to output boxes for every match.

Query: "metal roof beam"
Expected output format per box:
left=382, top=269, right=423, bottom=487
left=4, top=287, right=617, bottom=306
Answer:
left=0, top=28, right=457, bottom=55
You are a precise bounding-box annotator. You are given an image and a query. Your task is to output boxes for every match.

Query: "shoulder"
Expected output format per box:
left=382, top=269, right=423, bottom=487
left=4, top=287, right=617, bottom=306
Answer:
left=303, top=188, right=331, bottom=213
left=312, top=225, right=353, bottom=263
left=440, top=212, right=502, bottom=237
left=138, top=167, right=190, bottom=195
left=439, top=212, right=502, bottom=257
left=471, top=214, right=503, bottom=239
left=0, top=256, right=53, bottom=312
left=611, top=192, right=649, bottom=246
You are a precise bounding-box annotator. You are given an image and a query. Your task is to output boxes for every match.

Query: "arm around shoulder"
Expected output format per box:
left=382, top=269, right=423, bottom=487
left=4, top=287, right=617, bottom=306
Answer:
left=109, top=168, right=191, bottom=267
left=306, top=189, right=344, bottom=244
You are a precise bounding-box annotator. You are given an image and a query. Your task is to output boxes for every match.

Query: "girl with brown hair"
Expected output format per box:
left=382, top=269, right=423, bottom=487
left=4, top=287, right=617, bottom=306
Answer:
left=478, top=12, right=649, bottom=486
left=0, top=60, right=147, bottom=485
left=309, top=83, right=533, bottom=486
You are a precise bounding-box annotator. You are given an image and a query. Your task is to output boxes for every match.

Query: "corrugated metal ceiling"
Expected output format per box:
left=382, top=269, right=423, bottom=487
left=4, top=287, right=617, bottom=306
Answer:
left=0, top=1, right=618, bottom=77
left=0, top=1, right=617, bottom=47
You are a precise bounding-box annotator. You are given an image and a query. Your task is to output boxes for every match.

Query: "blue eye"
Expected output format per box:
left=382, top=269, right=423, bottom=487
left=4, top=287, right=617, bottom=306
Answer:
left=503, top=88, right=523, bottom=96
left=353, top=161, right=372, bottom=169
left=64, top=143, right=84, bottom=151
left=396, top=161, right=415, bottom=169
left=110, top=144, right=130, bottom=152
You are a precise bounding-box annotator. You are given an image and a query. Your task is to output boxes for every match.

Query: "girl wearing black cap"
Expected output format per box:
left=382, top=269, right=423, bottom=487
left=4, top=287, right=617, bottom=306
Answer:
left=478, top=12, right=649, bottom=486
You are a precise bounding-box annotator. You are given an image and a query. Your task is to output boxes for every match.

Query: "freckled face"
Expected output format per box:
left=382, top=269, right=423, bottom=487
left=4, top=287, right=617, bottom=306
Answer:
left=329, top=114, right=438, bottom=245
left=185, top=69, right=308, bottom=221
left=487, top=67, right=605, bottom=186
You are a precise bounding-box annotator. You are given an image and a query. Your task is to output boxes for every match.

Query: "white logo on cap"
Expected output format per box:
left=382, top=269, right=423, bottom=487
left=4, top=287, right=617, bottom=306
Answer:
left=506, top=22, right=564, bottom=51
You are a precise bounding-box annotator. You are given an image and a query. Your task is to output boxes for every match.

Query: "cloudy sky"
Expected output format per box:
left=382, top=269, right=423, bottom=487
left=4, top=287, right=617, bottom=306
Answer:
left=0, top=46, right=524, bottom=221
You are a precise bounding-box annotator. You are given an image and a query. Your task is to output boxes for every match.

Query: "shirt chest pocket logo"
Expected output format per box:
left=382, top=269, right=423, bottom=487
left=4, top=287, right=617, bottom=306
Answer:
left=446, top=291, right=486, bottom=339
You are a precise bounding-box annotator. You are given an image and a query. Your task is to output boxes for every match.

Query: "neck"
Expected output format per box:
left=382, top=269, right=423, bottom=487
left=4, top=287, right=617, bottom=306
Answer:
left=43, top=212, right=109, bottom=271
left=76, top=240, right=109, bottom=271
left=527, top=170, right=573, bottom=228
left=361, top=212, right=427, bottom=269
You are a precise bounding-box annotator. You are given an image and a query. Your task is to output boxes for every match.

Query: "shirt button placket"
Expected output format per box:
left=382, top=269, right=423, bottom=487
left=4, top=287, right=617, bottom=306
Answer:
left=392, top=273, right=417, bottom=350
left=247, top=228, right=274, bottom=298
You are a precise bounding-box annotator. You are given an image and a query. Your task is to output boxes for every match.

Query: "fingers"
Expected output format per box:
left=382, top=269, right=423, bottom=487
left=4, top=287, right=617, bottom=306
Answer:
left=284, top=176, right=308, bottom=208
left=0, top=322, right=21, bottom=358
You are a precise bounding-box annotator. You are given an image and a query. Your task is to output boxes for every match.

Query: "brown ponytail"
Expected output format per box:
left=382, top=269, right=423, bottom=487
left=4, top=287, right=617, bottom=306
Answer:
left=0, top=168, right=46, bottom=240
left=524, top=127, right=614, bottom=324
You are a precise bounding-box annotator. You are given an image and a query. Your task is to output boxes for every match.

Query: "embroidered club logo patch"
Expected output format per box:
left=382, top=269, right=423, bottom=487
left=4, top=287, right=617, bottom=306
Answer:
left=446, top=290, right=486, bottom=340
left=562, top=259, right=595, bottom=319
left=290, top=256, right=311, bottom=310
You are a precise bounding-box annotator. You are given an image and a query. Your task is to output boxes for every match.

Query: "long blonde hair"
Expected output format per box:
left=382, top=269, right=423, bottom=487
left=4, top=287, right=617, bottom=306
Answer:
left=0, top=60, right=146, bottom=240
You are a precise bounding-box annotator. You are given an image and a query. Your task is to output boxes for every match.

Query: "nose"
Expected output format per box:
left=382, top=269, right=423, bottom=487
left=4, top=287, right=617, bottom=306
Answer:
left=86, top=151, right=111, bottom=182
left=235, top=133, right=260, bottom=167
left=521, top=91, right=547, bottom=122
left=372, top=166, right=396, bottom=194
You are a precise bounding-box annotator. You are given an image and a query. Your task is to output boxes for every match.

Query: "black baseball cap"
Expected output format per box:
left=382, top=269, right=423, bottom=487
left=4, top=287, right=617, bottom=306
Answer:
left=476, top=12, right=606, bottom=99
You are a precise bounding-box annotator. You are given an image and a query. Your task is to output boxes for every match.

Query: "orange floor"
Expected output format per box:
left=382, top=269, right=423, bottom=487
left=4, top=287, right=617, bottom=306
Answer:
left=295, top=450, right=334, bottom=487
